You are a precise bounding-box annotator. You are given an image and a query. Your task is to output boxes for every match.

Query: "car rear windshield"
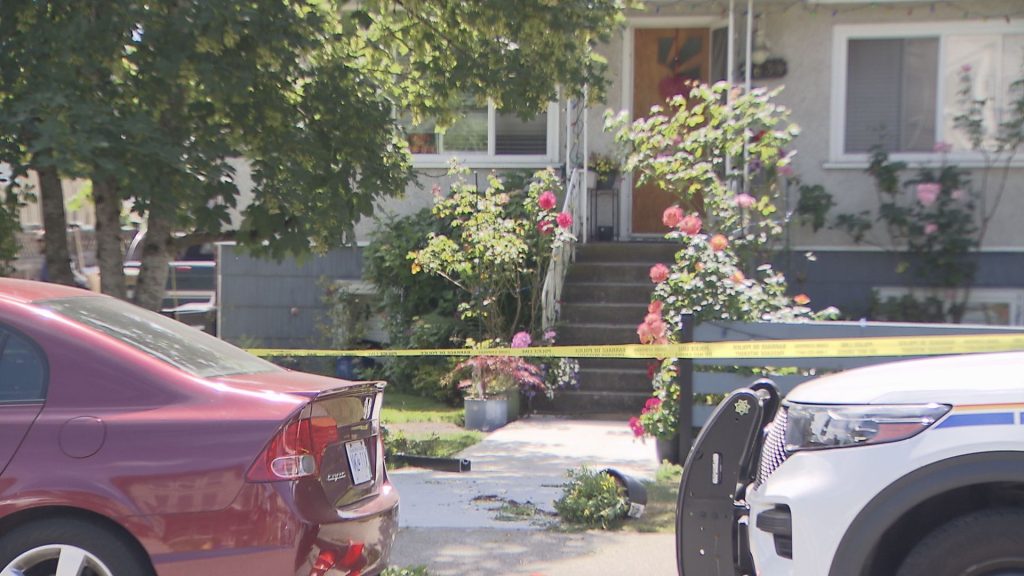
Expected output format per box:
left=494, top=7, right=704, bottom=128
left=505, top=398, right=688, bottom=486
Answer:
left=42, top=296, right=281, bottom=378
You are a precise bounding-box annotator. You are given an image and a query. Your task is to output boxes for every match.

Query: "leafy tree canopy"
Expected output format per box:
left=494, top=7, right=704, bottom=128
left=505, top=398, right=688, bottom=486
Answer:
left=1, top=0, right=629, bottom=262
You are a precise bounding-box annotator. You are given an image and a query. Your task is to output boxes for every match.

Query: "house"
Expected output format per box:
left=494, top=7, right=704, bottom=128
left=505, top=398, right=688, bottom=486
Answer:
left=11, top=1, right=1024, bottom=350
left=330, top=0, right=1024, bottom=328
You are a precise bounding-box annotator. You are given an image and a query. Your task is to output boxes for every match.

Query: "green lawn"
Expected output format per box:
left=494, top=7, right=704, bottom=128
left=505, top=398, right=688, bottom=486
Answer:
left=381, top=392, right=481, bottom=466
left=622, top=463, right=682, bottom=533
left=381, top=392, right=464, bottom=424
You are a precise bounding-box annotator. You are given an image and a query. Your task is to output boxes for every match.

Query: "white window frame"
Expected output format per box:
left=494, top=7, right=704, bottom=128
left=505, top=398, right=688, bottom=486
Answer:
left=830, top=21, right=1024, bottom=166
left=409, top=102, right=560, bottom=169
left=875, top=286, right=1024, bottom=326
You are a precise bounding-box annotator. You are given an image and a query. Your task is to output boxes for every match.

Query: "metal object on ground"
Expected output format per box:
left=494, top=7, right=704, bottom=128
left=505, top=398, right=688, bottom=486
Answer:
left=393, top=454, right=472, bottom=473
left=602, top=468, right=648, bottom=519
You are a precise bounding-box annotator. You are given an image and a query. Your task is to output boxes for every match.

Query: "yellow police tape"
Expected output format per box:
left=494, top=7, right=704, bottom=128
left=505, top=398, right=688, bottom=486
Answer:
left=248, top=333, right=1024, bottom=360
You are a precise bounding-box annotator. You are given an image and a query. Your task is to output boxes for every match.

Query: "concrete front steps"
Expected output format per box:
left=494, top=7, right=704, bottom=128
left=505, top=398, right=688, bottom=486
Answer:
left=535, top=242, right=678, bottom=415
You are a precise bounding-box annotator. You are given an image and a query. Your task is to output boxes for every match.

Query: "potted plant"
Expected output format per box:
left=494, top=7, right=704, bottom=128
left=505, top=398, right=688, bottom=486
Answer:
left=450, top=351, right=546, bottom=431
left=629, top=360, right=681, bottom=464
left=589, top=152, right=620, bottom=189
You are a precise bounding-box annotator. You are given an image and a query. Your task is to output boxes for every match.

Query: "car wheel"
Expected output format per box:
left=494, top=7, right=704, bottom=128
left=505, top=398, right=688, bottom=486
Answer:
left=0, top=517, right=151, bottom=576
left=896, top=508, right=1024, bottom=576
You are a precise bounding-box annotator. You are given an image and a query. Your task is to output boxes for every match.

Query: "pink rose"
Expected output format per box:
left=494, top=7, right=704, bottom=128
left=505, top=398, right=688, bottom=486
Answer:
left=537, top=220, right=554, bottom=235
left=538, top=191, right=557, bottom=211
left=628, top=416, right=645, bottom=437
left=662, top=205, right=684, bottom=229
left=636, top=321, right=654, bottom=344
left=710, top=234, right=728, bottom=252
left=924, top=222, right=939, bottom=235
left=556, top=211, right=573, bottom=229
left=511, top=331, right=532, bottom=348
left=734, top=194, right=756, bottom=209
left=643, top=397, right=662, bottom=413
left=678, top=213, right=702, bottom=236
left=648, top=300, right=663, bottom=315
left=916, top=183, right=941, bottom=206
left=649, top=263, right=670, bottom=283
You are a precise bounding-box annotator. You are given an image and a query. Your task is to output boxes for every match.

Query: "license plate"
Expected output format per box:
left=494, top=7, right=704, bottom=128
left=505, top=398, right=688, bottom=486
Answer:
left=345, top=440, right=373, bottom=485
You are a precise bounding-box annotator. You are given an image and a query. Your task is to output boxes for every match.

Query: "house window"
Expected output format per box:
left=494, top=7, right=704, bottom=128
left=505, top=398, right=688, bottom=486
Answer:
left=404, top=102, right=558, bottom=165
left=833, top=23, right=1024, bottom=160
left=875, top=287, right=1024, bottom=326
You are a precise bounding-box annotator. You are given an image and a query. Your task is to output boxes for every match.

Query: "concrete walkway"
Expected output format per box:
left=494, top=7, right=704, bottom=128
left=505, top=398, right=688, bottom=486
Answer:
left=388, top=416, right=678, bottom=575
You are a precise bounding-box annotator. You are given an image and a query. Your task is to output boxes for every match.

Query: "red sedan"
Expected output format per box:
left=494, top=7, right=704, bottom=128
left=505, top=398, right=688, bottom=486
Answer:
left=0, top=279, right=398, bottom=576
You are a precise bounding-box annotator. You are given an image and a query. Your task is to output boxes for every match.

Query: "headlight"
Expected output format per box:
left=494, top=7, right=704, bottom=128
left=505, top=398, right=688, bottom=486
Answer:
left=784, top=403, right=950, bottom=452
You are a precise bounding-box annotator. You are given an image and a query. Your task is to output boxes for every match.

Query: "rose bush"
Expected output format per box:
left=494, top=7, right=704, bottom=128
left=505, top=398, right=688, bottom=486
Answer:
left=609, top=82, right=836, bottom=441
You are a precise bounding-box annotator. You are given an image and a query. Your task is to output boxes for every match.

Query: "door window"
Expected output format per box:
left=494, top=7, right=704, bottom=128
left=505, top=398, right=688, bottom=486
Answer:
left=0, top=330, right=47, bottom=403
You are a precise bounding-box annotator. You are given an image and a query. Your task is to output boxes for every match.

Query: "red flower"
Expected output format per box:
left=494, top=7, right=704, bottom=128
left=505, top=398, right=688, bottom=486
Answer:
left=644, top=397, right=662, bottom=412
left=538, top=191, right=557, bottom=210
left=537, top=220, right=554, bottom=235
left=710, top=234, right=728, bottom=252
left=662, top=205, right=684, bottom=229
left=629, top=416, right=645, bottom=437
left=648, top=300, right=663, bottom=315
left=556, top=211, right=573, bottom=229
left=647, top=361, right=659, bottom=379
left=678, top=213, right=702, bottom=236
left=636, top=321, right=654, bottom=344
left=794, top=293, right=810, bottom=305
left=649, top=263, right=670, bottom=283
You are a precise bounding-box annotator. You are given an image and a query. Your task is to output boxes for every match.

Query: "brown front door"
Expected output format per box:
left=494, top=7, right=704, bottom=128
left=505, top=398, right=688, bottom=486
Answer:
left=631, top=28, right=710, bottom=235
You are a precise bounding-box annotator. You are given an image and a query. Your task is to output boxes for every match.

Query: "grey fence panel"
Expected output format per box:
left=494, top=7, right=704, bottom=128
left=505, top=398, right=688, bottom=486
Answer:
left=686, top=320, right=1024, bottom=430
left=217, top=243, right=364, bottom=349
left=694, top=373, right=810, bottom=396
left=693, top=320, right=1024, bottom=370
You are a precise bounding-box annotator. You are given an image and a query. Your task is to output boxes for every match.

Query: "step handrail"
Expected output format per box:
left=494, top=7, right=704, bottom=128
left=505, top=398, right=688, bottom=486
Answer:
left=540, top=167, right=583, bottom=330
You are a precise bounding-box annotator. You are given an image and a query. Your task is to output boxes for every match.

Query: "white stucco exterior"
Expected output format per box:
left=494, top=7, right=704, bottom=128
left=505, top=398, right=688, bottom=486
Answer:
left=373, top=0, right=1024, bottom=252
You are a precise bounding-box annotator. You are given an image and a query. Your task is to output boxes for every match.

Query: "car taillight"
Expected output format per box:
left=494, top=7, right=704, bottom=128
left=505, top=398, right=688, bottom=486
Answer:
left=247, top=415, right=340, bottom=482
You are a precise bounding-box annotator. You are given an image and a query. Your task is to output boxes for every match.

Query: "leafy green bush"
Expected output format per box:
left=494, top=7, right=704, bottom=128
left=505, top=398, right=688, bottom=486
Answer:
left=381, top=567, right=431, bottom=576
left=361, top=209, right=463, bottom=399
left=554, top=466, right=629, bottom=529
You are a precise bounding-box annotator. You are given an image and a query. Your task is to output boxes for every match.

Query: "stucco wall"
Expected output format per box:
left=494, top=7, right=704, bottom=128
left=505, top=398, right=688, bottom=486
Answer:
left=584, top=0, right=1024, bottom=249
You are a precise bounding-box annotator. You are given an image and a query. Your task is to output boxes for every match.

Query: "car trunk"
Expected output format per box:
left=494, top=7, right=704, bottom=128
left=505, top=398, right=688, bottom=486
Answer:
left=215, top=371, right=386, bottom=507
left=309, top=382, right=385, bottom=507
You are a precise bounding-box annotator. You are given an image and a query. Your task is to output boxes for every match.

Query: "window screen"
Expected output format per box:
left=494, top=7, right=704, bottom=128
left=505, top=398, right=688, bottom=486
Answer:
left=845, top=38, right=939, bottom=153
left=0, top=330, right=46, bottom=403
left=495, top=111, right=547, bottom=155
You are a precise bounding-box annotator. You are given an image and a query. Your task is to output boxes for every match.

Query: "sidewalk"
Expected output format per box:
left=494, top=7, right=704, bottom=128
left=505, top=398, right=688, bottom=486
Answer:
left=388, top=416, right=678, bottom=575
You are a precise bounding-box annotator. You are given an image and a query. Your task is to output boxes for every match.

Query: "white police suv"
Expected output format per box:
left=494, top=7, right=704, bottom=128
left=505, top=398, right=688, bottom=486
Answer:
left=677, top=351, right=1024, bottom=576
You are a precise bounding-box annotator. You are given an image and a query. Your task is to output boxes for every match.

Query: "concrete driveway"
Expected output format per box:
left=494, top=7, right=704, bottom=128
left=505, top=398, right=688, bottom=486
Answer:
left=388, top=416, right=678, bottom=575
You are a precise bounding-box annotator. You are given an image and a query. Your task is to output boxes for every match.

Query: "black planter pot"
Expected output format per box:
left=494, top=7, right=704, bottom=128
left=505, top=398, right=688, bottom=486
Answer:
left=655, top=435, right=681, bottom=465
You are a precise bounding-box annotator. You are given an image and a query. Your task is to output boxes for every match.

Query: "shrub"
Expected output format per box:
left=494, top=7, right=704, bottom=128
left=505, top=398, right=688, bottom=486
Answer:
left=381, top=567, right=431, bottom=576
left=610, top=82, right=836, bottom=440
left=554, top=466, right=629, bottom=529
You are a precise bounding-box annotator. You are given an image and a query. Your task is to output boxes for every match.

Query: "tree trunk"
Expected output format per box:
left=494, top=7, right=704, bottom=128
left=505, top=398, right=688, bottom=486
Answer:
left=37, top=165, right=75, bottom=286
left=93, top=177, right=126, bottom=299
left=132, top=210, right=172, bottom=311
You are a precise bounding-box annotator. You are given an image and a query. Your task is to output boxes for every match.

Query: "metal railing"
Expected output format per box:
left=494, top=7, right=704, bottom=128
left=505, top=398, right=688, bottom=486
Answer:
left=540, top=167, right=584, bottom=330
